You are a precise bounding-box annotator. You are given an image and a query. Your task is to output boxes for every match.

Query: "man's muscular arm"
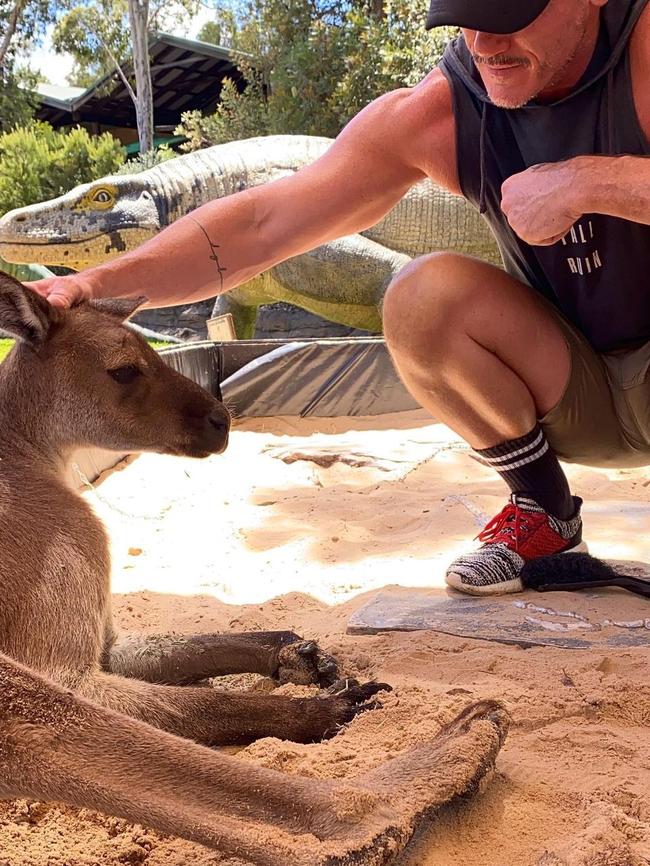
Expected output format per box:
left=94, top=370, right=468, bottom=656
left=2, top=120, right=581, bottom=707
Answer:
left=570, top=154, right=650, bottom=225
left=30, top=73, right=456, bottom=309
left=501, top=2, right=650, bottom=247
left=500, top=155, right=650, bottom=246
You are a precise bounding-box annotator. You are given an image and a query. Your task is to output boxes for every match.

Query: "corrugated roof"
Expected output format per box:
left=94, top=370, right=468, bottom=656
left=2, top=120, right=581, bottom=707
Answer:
left=36, top=83, right=86, bottom=102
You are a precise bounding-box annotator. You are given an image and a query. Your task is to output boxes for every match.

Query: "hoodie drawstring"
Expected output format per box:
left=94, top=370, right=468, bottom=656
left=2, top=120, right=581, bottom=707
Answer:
left=478, top=102, right=488, bottom=215
left=606, top=65, right=615, bottom=153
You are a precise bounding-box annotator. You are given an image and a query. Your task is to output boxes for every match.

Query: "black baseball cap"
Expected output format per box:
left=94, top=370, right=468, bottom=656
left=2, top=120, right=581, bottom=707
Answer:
left=426, top=0, right=551, bottom=32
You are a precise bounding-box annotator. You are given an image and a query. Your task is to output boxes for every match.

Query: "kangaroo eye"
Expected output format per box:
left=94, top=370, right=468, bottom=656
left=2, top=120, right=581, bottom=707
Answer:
left=108, top=365, right=141, bottom=385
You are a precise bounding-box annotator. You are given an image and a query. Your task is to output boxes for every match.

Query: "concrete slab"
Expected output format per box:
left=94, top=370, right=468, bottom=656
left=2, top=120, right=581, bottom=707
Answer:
left=347, top=569, right=650, bottom=649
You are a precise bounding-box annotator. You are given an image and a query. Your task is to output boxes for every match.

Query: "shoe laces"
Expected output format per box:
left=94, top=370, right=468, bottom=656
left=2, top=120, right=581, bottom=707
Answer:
left=476, top=502, right=544, bottom=552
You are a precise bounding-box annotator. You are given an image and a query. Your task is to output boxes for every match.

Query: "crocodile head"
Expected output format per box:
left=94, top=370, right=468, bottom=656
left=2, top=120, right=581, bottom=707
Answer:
left=0, top=175, right=165, bottom=270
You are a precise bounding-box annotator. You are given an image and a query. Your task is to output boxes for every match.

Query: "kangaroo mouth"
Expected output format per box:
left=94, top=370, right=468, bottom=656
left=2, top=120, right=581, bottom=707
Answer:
left=164, top=437, right=229, bottom=459
left=163, top=411, right=231, bottom=459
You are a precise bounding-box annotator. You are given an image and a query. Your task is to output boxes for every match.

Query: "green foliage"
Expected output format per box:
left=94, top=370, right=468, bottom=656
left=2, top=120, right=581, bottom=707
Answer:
left=0, top=0, right=62, bottom=58
left=0, top=339, right=15, bottom=362
left=52, top=0, right=132, bottom=86
left=0, top=0, right=64, bottom=128
left=0, top=66, right=39, bottom=133
left=334, top=6, right=457, bottom=124
left=0, top=122, right=125, bottom=216
left=114, top=143, right=178, bottom=173
left=197, top=19, right=224, bottom=46
left=177, top=0, right=457, bottom=146
left=179, top=77, right=271, bottom=149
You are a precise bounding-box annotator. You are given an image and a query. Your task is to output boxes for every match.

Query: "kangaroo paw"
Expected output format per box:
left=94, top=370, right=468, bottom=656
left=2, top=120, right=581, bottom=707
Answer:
left=314, top=700, right=509, bottom=866
left=277, top=639, right=340, bottom=687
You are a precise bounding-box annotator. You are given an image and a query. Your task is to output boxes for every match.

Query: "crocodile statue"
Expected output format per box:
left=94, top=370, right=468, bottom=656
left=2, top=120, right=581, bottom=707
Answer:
left=0, top=135, right=501, bottom=338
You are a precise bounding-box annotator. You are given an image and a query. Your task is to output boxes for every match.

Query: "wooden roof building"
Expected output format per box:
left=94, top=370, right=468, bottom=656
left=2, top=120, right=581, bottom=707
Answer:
left=35, top=32, right=248, bottom=145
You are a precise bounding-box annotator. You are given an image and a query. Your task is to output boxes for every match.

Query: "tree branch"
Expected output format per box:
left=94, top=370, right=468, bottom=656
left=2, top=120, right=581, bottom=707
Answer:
left=0, top=0, right=27, bottom=68
left=96, top=31, right=138, bottom=106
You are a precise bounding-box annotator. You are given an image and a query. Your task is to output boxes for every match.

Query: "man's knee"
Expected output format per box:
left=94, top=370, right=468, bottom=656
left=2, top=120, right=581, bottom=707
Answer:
left=383, top=252, right=479, bottom=355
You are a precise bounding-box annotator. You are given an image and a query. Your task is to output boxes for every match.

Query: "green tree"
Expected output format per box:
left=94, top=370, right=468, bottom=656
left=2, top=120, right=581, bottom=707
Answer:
left=178, top=0, right=456, bottom=146
left=197, top=19, right=223, bottom=46
left=0, top=0, right=64, bottom=132
left=53, top=0, right=203, bottom=85
left=0, top=65, right=38, bottom=133
left=0, top=0, right=61, bottom=67
left=51, top=1, right=131, bottom=86
left=0, top=121, right=125, bottom=215
left=333, top=2, right=456, bottom=123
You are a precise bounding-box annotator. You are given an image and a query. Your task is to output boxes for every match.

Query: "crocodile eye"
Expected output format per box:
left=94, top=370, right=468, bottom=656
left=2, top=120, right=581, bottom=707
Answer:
left=77, top=184, right=117, bottom=213
left=108, top=364, right=141, bottom=385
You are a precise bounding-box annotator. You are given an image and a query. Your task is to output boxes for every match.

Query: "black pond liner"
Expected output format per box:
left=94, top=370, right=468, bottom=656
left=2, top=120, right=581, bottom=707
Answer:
left=158, top=337, right=419, bottom=418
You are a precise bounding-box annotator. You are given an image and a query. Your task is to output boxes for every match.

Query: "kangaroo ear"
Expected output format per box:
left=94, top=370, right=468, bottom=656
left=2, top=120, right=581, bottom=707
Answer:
left=88, top=297, right=148, bottom=322
left=0, top=270, right=59, bottom=345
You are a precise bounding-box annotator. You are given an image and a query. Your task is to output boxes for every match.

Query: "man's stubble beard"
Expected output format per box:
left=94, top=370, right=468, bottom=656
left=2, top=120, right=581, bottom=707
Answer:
left=476, top=14, right=591, bottom=109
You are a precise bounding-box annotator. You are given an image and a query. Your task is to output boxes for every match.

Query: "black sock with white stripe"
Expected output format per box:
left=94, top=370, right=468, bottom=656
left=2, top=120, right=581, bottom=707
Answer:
left=475, top=424, right=574, bottom=521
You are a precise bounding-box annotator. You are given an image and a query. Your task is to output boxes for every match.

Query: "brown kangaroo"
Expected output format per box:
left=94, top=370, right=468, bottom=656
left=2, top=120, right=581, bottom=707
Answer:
left=0, top=271, right=509, bottom=865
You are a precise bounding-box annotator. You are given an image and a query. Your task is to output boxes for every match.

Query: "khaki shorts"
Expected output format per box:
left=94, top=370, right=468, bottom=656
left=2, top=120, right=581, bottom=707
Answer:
left=541, top=310, right=650, bottom=468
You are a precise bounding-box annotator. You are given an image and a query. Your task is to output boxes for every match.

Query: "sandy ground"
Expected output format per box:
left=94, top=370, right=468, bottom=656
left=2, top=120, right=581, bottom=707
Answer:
left=2, top=412, right=650, bottom=866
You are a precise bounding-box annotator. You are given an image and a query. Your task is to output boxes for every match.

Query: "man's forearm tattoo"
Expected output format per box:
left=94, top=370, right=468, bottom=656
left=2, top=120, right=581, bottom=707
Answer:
left=187, top=215, right=227, bottom=293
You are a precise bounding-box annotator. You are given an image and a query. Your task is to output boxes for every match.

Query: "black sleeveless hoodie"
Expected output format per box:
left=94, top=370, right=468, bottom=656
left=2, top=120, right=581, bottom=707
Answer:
left=439, top=0, right=650, bottom=351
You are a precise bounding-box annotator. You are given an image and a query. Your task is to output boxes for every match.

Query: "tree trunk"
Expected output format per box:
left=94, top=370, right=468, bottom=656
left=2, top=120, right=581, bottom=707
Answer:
left=127, top=0, right=154, bottom=154
left=0, top=0, right=27, bottom=68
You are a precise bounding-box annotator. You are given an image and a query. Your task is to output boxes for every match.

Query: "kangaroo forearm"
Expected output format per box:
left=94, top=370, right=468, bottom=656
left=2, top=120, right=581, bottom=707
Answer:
left=80, top=671, right=357, bottom=746
left=108, top=630, right=301, bottom=684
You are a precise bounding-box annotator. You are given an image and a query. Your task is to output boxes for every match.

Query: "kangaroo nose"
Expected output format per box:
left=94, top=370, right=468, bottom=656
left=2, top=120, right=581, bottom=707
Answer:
left=206, top=408, right=230, bottom=454
left=209, top=413, right=230, bottom=436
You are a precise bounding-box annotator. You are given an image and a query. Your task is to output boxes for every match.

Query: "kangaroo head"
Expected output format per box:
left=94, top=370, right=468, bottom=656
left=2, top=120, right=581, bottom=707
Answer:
left=0, top=271, right=230, bottom=459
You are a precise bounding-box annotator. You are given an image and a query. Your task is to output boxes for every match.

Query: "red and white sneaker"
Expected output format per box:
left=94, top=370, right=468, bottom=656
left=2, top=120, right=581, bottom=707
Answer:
left=445, top=494, right=587, bottom=596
